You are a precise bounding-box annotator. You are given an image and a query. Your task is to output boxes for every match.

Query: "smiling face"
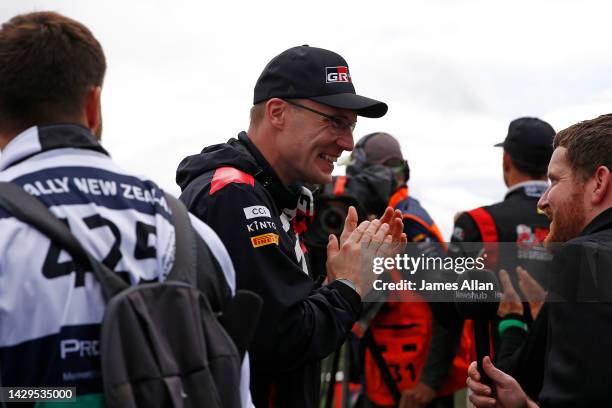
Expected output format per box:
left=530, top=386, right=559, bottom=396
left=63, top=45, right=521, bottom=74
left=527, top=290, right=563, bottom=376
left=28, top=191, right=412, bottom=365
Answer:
left=538, top=147, right=587, bottom=244
left=277, top=99, right=357, bottom=184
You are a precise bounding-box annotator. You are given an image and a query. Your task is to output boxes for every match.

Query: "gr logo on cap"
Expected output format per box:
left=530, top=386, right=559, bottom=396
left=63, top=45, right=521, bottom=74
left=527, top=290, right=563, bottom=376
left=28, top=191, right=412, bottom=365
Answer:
left=326, top=66, right=351, bottom=83
left=253, top=45, right=387, bottom=118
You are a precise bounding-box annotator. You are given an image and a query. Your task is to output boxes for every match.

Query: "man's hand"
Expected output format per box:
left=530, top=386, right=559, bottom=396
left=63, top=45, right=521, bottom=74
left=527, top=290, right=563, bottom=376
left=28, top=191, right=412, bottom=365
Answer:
left=326, top=206, right=359, bottom=283
left=516, top=266, right=547, bottom=319
left=377, top=207, right=407, bottom=258
left=399, top=382, right=436, bottom=408
left=466, top=357, right=534, bottom=408
left=326, top=209, right=390, bottom=296
left=380, top=207, right=406, bottom=242
left=338, top=206, right=359, bottom=247
left=497, top=269, right=523, bottom=318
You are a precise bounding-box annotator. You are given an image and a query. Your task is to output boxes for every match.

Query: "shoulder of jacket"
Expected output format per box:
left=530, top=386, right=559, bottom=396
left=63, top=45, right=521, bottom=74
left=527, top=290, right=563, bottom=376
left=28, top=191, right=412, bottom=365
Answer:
left=184, top=166, right=259, bottom=197
left=452, top=208, right=484, bottom=235
left=398, top=196, right=434, bottom=224
left=462, top=206, right=497, bottom=225
left=209, top=166, right=256, bottom=195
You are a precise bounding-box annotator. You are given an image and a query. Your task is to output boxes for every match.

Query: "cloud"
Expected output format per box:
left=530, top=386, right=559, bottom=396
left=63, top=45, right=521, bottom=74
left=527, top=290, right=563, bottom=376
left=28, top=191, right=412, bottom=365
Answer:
left=2, top=0, right=612, bottom=233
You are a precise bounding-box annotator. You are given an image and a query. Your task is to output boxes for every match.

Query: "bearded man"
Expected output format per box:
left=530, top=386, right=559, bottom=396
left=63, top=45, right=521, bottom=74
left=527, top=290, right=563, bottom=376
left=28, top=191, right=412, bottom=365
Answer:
left=466, top=113, right=612, bottom=408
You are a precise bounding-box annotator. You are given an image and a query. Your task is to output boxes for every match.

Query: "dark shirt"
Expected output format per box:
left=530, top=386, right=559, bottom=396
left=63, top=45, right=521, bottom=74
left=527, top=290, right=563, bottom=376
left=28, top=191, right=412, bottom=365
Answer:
left=422, top=182, right=552, bottom=394
left=539, top=207, right=612, bottom=407
left=450, top=181, right=552, bottom=290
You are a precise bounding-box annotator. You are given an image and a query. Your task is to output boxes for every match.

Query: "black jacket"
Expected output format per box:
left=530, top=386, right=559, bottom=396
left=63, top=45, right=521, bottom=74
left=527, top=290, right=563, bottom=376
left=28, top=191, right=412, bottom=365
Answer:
left=495, top=304, right=548, bottom=401
left=176, top=132, right=362, bottom=407
left=539, top=207, right=612, bottom=407
left=450, top=181, right=552, bottom=288
left=422, top=182, right=553, bottom=394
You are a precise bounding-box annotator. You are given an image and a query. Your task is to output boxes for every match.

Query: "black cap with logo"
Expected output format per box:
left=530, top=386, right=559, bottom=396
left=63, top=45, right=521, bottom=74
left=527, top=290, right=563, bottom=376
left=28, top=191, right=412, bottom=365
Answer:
left=253, top=45, right=388, bottom=118
left=494, top=117, right=555, bottom=165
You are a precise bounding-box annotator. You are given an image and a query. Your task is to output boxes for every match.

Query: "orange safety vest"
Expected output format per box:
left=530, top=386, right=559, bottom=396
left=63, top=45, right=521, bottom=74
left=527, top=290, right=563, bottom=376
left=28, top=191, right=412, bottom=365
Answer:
left=364, top=187, right=473, bottom=406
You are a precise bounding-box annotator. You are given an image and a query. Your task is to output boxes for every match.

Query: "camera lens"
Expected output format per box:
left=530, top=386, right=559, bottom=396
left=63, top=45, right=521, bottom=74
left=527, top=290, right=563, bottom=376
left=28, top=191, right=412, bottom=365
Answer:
left=320, top=206, right=346, bottom=236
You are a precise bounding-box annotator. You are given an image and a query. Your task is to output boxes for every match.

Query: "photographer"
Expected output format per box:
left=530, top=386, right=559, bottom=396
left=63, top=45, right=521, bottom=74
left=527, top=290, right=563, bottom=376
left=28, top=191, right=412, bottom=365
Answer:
left=307, top=133, right=469, bottom=408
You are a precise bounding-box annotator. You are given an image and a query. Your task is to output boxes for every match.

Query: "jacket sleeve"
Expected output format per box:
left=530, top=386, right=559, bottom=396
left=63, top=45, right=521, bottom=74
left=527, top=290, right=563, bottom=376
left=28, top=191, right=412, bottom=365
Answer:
left=495, top=304, right=548, bottom=401
left=420, top=315, right=463, bottom=391
left=447, top=212, right=483, bottom=258
left=402, top=218, right=446, bottom=258
left=180, top=181, right=361, bottom=374
left=420, top=214, right=479, bottom=389
left=494, top=327, right=528, bottom=373
left=399, top=216, right=459, bottom=390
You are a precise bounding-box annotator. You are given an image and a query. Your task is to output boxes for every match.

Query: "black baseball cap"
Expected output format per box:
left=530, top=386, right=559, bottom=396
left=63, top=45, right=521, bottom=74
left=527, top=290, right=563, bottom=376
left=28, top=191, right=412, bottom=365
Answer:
left=494, top=117, right=555, bottom=165
left=253, top=45, right=388, bottom=118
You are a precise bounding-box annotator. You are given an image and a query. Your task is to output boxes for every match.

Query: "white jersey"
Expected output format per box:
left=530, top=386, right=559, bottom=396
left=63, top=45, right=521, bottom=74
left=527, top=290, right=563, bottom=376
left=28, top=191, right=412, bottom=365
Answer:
left=0, top=124, right=251, bottom=406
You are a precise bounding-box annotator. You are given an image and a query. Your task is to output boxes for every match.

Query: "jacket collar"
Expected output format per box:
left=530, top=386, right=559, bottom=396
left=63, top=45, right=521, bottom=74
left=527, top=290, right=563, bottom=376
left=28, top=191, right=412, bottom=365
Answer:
left=0, top=123, right=108, bottom=171
left=388, top=185, right=409, bottom=209
left=580, top=207, right=612, bottom=237
left=238, top=132, right=314, bottom=225
left=504, top=180, right=549, bottom=200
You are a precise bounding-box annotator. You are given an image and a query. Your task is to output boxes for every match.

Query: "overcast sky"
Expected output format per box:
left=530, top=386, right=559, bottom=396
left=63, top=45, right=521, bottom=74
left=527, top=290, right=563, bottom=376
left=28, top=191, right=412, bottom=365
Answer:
left=3, top=0, right=612, bottom=238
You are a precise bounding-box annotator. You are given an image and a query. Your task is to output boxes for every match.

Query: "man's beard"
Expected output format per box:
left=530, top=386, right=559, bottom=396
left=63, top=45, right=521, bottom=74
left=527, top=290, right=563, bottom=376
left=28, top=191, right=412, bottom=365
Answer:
left=545, top=187, right=586, bottom=245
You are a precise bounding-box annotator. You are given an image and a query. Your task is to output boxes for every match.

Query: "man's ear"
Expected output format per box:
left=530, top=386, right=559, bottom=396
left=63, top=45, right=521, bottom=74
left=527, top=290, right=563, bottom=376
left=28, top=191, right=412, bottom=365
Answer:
left=85, top=86, right=102, bottom=138
left=502, top=151, right=512, bottom=173
left=591, top=165, right=610, bottom=206
left=266, top=98, right=288, bottom=130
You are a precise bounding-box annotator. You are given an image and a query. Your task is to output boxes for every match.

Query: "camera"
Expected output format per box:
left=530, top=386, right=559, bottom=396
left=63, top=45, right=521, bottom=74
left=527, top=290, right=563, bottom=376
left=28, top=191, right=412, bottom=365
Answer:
left=302, top=165, right=398, bottom=280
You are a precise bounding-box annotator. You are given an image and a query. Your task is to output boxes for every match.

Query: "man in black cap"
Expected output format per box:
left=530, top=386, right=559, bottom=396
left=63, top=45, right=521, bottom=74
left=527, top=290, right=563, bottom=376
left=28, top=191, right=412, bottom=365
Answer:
left=449, top=117, right=555, bottom=292
left=421, top=117, right=556, bottom=404
left=176, top=46, right=403, bottom=407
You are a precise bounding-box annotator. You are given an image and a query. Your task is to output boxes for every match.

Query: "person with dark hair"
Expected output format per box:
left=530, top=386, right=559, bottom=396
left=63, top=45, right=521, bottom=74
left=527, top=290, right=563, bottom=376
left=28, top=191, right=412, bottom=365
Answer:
left=0, top=12, right=106, bottom=137
left=0, top=11, right=248, bottom=406
left=467, top=113, right=612, bottom=407
left=176, top=46, right=405, bottom=407
left=420, top=117, right=555, bottom=405
left=450, top=117, right=555, bottom=271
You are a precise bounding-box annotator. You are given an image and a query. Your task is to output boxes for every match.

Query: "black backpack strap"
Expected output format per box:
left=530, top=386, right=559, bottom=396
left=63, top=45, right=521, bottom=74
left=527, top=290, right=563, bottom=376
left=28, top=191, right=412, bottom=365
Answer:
left=362, top=329, right=402, bottom=405
left=164, top=193, right=197, bottom=285
left=168, top=190, right=265, bottom=356
left=166, top=192, right=237, bottom=312
left=0, top=182, right=128, bottom=300
left=165, top=193, right=263, bottom=359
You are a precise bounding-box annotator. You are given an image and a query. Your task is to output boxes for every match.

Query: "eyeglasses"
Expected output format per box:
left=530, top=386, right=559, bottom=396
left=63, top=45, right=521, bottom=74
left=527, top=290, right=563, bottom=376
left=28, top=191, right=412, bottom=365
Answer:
left=284, top=100, right=356, bottom=134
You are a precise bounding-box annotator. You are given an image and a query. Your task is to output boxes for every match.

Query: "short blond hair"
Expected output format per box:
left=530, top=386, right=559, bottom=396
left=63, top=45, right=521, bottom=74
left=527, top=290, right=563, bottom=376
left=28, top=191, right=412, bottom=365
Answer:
left=249, top=102, right=266, bottom=126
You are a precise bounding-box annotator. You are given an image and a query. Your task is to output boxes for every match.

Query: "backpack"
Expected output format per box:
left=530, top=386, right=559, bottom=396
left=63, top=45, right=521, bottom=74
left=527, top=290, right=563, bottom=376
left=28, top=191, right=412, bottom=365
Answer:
left=0, top=182, right=262, bottom=408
